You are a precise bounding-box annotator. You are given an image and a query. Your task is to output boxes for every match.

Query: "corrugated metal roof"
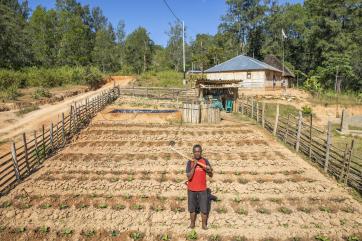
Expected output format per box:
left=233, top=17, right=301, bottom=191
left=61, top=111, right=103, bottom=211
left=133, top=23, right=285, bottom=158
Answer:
left=205, top=55, right=282, bottom=73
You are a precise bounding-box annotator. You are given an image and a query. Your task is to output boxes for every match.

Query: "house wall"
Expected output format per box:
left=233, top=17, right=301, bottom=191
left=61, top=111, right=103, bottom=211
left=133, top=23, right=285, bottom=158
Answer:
left=206, top=70, right=285, bottom=88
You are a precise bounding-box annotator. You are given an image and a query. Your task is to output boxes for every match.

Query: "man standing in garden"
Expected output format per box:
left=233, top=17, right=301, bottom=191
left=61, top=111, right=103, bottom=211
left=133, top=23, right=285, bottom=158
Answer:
left=186, top=144, right=213, bottom=230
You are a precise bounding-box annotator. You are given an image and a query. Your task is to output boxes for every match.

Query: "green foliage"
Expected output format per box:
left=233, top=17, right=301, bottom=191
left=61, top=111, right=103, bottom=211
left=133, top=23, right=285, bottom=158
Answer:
left=304, top=76, right=323, bottom=94
left=314, top=235, right=330, bottom=241
left=160, top=234, right=171, bottom=241
left=129, top=231, right=144, bottom=240
left=136, top=70, right=183, bottom=88
left=83, top=230, right=96, bottom=237
left=32, top=87, right=52, bottom=99
left=301, top=105, right=312, bottom=116
left=186, top=229, right=198, bottom=240
left=16, top=105, right=40, bottom=116
left=124, top=27, right=154, bottom=74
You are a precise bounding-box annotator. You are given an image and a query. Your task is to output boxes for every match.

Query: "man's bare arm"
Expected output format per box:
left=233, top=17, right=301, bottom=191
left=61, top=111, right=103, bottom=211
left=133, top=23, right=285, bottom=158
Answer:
left=186, top=160, right=197, bottom=180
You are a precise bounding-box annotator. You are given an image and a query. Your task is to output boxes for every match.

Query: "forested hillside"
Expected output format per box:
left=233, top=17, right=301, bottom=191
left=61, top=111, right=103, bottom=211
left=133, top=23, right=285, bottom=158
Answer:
left=0, top=0, right=361, bottom=94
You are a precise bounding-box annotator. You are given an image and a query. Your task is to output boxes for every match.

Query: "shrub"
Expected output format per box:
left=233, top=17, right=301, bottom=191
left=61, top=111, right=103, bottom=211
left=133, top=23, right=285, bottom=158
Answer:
left=304, top=76, right=323, bottom=94
left=0, top=84, right=20, bottom=100
left=32, top=87, right=52, bottom=99
left=301, top=105, right=312, bottom=115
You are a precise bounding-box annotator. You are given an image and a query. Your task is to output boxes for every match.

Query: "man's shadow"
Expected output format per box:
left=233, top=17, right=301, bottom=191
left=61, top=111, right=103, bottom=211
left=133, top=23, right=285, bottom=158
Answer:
left=196, top=188, right=218, bottom=225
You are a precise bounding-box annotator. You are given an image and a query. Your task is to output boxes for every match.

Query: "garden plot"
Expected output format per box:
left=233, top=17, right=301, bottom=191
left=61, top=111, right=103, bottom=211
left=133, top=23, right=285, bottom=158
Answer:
left=0, top=98, right=361, bottom=241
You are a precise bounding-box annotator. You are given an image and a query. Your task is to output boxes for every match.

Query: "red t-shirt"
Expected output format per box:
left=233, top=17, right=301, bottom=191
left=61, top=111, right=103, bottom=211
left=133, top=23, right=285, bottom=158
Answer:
left=186, top=159, right=210, bottom=192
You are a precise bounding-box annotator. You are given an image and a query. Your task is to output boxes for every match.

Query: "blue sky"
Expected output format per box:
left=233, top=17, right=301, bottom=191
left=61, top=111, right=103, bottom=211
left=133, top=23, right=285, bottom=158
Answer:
left=28, top=0, right=303, bottom=46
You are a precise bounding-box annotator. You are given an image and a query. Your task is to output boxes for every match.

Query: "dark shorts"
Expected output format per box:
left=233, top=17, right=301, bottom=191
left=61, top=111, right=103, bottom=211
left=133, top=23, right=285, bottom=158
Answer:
left=187, top=190, right=208, bottom=214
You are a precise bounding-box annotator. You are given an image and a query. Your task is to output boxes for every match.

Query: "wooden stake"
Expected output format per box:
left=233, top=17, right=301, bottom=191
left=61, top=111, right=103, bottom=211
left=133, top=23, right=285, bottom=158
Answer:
left=256, top=102, right=259, bottom=123
left=262, top=102, right=265, bottom=128
left=324, top=121, right=332, bottom=172
left=273, top=104, right=279, bottom=136
left=11, top=142, right=20, bottom=181
left=344, top=139, right=354, bottom=185
left=42, top=125, right=45, bottom=158
left=62, top=113, right=65, bottom=146
left=34, top=130, right=40, bottom=165
left=251, top=99, right=254, bottom=119
left=50, top=122, right=54, bottom=151
left=22, top=133, right=30, bottom=174
left=295, top=111, right=303, bottom=152
left=284, top=114, right=290, bottom=143
left=309, top=115, right=313, bottom=158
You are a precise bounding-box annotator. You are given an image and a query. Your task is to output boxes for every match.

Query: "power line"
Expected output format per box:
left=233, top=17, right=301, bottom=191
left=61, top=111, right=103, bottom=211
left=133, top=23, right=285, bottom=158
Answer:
left=162, top=0, right=181, bottom=22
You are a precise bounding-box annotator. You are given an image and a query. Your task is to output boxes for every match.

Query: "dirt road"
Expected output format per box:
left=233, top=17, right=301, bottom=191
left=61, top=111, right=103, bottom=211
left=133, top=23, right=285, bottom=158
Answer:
left=0, top=97, right=360, bottom=241
left=0, top=76, right=133, bottom=151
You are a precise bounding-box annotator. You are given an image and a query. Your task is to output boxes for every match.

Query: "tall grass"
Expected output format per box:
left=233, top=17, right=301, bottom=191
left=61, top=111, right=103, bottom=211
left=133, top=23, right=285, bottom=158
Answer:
left=307, top=90, right=362, bottom=106
left=135, top=70, right=184, bottom=88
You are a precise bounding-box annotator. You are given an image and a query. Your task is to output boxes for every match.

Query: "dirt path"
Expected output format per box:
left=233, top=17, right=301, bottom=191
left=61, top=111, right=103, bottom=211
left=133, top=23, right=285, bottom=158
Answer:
left=0, top=76, right=133, bottom=152
left=0, top=97, right=360, bottom=241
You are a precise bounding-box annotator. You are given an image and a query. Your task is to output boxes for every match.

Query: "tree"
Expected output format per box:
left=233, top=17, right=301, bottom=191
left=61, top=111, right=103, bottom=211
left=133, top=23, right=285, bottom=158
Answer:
left=57, top=11, right=92, bottom=66
left=166, top=21, right=184, bottom=72
left=91, top=23, right=118, bottom=72
left=219, top=0, right=267, bottom=57
left=124, top=27, right=154, bottom=74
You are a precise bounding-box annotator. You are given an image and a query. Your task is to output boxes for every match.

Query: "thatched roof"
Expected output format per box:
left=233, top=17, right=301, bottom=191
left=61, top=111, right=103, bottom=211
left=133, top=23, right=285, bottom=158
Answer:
left=263, top=55, right=295, bottom=78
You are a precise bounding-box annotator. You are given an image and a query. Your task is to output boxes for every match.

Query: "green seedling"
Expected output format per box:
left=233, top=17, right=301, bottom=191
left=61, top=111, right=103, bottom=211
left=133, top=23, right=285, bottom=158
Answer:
left=256, top=207, right=271, bottom=214
left=109, top=178, right=119, bottom=183
left=0, top=201, right=12, bottom=208
left=175, top=196, right=186, bottom=201
left=130, top=231, right=144, bottom=240
left=278, top=207, right=293, bottom=214
left=60, top=228, right=73, bottom=236
left=319, top=206, right=331, bottom=213
left=238, top=178, right=249, bottom=184
left=83, top=230, right=96, bottom=237
left=78, top=204, right=89, bottom=209
left=97, top=203, right=108, bottom=209
left=314, top=235, right=330, bottom=241
left=111, top=230, right=120, bottom=237
left=341, top=207, right=355, bottom=213
left=215, top=207, right=227, bottom=214
left=250, top=197, right=260, bottom=202
left=37, top=226, right=49, bottom=234
left=39, top=203, right=52, bottom=209
left=297, top=207, right=311, bottom=213
left=186, top=229, right=198, bottom=240
left=269, top=198, right=282, bottom=204
left=208, top=234, right=221, bottom=241
left=19, top=203, right=32, bottom=209
left=123, top=194, right=132, bottom=200
left=233, top=197, right=242, bottom=203
left=59, top=204, right=69, bottom=210
left=347, top=236, right=360, bottom=241
left=236, top=207, right=248, bottom=215
left=113, top=204, right=126, bottom=210
left=160, top=234, right=171, bottom=240
left=15, top=227, right=26, bottom=233
left=131, top=204, right=144, bottom=210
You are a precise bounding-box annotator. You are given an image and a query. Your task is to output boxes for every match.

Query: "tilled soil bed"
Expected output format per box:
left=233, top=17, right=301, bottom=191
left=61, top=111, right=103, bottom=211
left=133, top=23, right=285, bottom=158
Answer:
left=0, top=99, right=361, bottom=241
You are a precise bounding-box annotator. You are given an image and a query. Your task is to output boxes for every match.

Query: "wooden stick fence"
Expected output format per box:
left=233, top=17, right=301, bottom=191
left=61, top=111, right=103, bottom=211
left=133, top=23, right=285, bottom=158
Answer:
left=239, top=98, right=362, bottom=193
left=0, top=87, right=120, bottom=196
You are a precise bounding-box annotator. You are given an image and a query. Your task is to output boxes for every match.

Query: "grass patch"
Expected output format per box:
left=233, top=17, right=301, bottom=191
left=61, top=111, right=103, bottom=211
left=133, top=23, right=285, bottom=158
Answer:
left=16, top=105, right=40, bottom=116
left=135, top=70, right=184, bottom=88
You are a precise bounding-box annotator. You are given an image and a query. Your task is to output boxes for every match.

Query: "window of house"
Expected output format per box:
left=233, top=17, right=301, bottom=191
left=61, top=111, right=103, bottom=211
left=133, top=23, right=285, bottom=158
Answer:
left=247, top=72, right=251, bottom=79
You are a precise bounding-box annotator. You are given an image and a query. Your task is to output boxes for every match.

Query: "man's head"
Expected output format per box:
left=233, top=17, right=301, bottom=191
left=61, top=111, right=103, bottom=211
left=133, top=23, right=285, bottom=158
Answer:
left=193, top=144, right=202, bottom=160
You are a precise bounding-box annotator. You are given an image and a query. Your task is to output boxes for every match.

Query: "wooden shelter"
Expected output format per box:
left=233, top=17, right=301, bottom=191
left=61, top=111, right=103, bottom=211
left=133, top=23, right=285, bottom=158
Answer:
left=196, top=79, right=241, bottom=112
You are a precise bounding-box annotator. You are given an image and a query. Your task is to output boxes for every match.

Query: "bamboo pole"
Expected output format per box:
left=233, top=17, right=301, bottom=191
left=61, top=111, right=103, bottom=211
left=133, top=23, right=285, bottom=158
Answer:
left=11, top=142, right=20, bottom=181
left=273, top=104, right=279, bottom=136
left=295, top=111, right=303, bottom=152
left=262, top=102, right=265, bottom=128
left=42, top=125, right=45, bottom=158
left=34, top=130, right=40, bottom=165
left=309, top=115, right=313, bottom=158
left=22, top=133, right=30, bottom=174
left=324, top=121, right=332, bottom=172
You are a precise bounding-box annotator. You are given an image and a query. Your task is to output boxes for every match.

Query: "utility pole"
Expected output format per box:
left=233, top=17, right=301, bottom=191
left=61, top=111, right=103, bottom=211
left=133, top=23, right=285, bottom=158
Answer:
left=183, top=20, right=186, bottom=81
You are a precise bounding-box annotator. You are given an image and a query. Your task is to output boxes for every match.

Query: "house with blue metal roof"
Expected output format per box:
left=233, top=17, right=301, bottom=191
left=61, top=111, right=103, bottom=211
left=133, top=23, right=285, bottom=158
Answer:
left=204, top=55, right=284, bottom=89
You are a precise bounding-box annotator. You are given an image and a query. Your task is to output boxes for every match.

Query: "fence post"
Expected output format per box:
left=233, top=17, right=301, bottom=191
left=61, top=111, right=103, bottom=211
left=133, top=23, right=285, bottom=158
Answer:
left=62, top=113, right=65, bottom=146
left=295, top=111, right=303, bottom=152
left=42, top=125, right=46, bottom=159
left=309, top=115, right=313, bottom=158
left=11, top=142, right=21, bottom=181
left=256, top=102, right=259, bottom=123
left=34, top=130, right=40, bottom=165
left=273, top=104, right=279, bottom=136
left=50, top=122, right=54, bottom=151
left=22, top=133, right=30, bottom=174
left=339, top=143, right=349, bottom=182
left=261, top=102, right=265, bottom=128
left=241, top=101, right=244, bottom=115
left=284, top=114, right=290, bottom=143
left=324, top=121, right=332, bottom=172
left=251, top=99, right=254, bottom=119
left=344, top=139, right=354, bottom=185
left=56, top=115, right=60, bottom=148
